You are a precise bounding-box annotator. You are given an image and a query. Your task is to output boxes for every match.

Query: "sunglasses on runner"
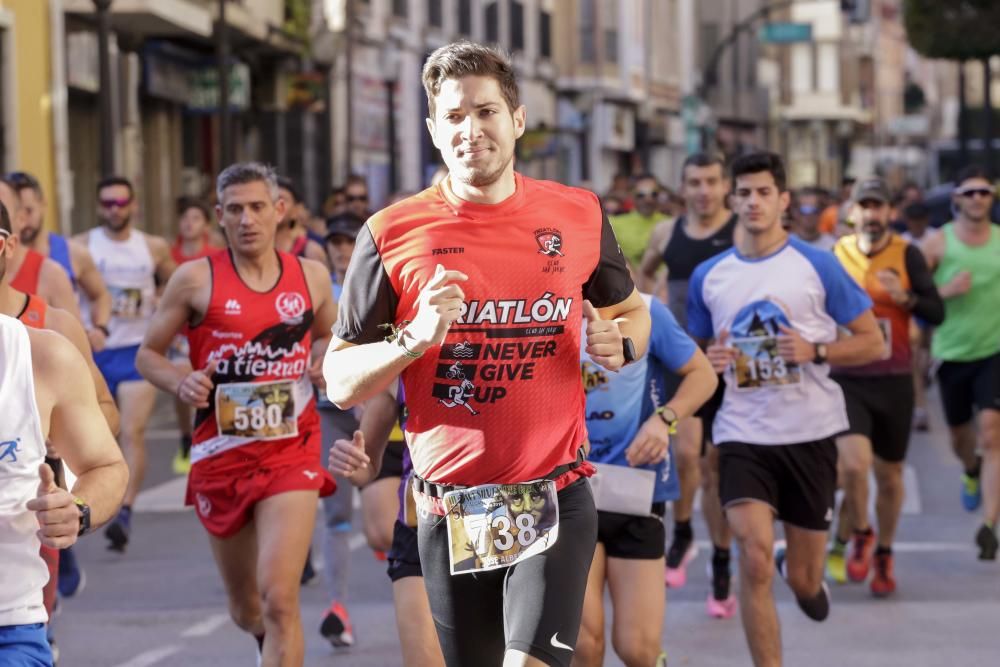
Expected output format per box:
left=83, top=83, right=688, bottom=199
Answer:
left=633, top=191, right=658, bottom=200
left=345, top=194, right=368, bottom=202
left=956, top=188, right=993, bottom=199
left=100, top=197, right=132, bottom=209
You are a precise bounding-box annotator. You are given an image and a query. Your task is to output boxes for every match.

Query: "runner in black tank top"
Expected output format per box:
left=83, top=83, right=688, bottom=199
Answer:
left=661, top=214, right=737, bottom=330
left=637, top=153, right=739, bottom=618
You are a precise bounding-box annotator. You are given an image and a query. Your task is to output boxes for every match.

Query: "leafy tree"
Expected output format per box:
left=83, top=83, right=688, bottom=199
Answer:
left=904, top=0, right=1000, bottom=60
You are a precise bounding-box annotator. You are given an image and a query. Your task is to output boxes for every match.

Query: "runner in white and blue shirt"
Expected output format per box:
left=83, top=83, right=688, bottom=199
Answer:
left=576, top=294, right=718, bottom=667
left=684, top=152, right=882, bottom=666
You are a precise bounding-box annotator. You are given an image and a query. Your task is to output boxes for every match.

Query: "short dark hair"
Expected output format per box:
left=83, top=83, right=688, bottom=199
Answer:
left=0, top=200, right=10, bottom=234
left=682, top=152, right=726, bottom=177
left=633, top=173, right=659, bottom=187
left=177, top=196, right=212, bottom=221
left=903, top=201, right=929, bottom=221
left=97, top=176, right=134, bottom=198
left=955, top=164, right=991, bottom=187
left=276, top=176, right=301, bottom=203
left=422, top=41, right=520, bottom=116
left=6, top=171, right=42, bottom=197
left=730, top=151, right=787, bottom=192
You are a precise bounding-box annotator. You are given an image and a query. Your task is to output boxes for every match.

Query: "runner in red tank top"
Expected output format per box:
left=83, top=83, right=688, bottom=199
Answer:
left=167, top=198, right=222, bottom=474
left=325, top=43, right=651, bottom=667
left=135, top=163, right=338, bottom=665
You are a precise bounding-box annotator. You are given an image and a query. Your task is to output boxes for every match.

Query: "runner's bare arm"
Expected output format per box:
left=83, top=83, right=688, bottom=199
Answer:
left=147, top=235, right=178, bottom=287
left=329, top=388, right=398, bottom=487
left=325, top=266, right=468, bottom=409
left=662, top=347, right=717, bottom=421
left=44, top=306, right=121, bottom=436
left=136, top=260, right=209, bottom=396
left=70, top=240, right=112, bottom=332
left=637, top=218, right=674, bottom=292
left=28, top=327, right=128, bottom=531
left=781, top=310, right=883, bottom=367
left=38, top=258, right=82, bottom=320
left=302, top=258, right=337, bottom=388
left=920, top=227, right=944, bottom=270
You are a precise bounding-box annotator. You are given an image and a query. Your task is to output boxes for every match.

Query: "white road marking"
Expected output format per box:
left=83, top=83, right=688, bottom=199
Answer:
left=110, top=645, right=183, bottom=667
left=180, top=613, right=230, bottom=638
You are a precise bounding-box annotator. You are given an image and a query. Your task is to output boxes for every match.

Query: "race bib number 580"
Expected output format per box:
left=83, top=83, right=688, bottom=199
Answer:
left=443, top=480, right=559, bottom=575
left=215, top=380, right=298, bottom=440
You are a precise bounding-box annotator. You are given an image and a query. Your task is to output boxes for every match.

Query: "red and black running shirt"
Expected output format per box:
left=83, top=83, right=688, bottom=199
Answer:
left=335, top=173, right=634, bottom=488
left=187, top=249, right=319, bottom=467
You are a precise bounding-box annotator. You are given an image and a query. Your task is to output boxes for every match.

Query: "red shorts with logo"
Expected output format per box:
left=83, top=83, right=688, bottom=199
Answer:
left=185, top=430, right=336, bottom=539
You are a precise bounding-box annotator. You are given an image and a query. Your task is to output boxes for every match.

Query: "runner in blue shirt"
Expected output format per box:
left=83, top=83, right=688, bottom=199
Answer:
left=575, top=293, right=717, bottom=667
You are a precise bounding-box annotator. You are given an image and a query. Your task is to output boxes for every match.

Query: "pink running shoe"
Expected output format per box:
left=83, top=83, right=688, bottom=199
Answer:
left=664, top=541, right=698, bottom=588
left=706, top=593, right=737, bottom=619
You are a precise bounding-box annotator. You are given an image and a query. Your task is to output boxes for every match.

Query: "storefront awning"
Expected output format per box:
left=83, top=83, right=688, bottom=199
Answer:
left=64, top=0, right=213, bottom=39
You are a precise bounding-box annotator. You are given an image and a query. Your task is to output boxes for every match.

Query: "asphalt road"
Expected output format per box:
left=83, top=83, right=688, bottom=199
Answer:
left=55, top=388, right=1000, bottom=666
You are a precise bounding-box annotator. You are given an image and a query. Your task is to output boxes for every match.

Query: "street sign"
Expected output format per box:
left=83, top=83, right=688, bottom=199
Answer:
left=759, top=22, right=813, bottom=44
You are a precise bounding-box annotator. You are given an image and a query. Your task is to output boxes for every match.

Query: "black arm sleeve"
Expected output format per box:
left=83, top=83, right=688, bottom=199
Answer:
left=904, top=243, right=945, bottom=325
left=333, top=224, right=399, bottom=345
left=582, top=212, right=635, bottom=308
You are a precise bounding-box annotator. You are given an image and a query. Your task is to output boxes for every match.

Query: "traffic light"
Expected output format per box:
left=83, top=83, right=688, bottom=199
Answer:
left=840, top=0, right=871, bottom=23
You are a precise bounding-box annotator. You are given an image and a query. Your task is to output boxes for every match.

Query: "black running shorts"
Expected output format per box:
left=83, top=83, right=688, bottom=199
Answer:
left=937, top=352, right=1000, bottom=426
left=596, top=502, right=666, bottom=560
left=833, top=374, right=914, bottom=463
left=387, top=519, right=422, bottom=582
left=374, top=440, right=406, bottom=482
left=717, top=439, right=838, bottom=531
left=418, top=478, right=597, bottom=667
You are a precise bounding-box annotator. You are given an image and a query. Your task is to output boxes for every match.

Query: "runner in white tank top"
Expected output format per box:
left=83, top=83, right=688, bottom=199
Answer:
left=72, top=176, right=175, bottom=554
left=0, top=313, right=127, bottom=664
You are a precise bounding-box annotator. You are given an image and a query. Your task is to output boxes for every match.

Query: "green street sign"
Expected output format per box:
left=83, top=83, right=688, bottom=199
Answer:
left=759, top=22, right=813, bottom=44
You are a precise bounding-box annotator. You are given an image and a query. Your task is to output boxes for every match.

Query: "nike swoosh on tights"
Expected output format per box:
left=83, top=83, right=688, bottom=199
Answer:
left=550, top=633, right=573, bottom=651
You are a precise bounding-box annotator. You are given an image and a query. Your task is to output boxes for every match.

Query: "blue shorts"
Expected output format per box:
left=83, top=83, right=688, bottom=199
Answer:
left=94, top=344, right=144, bottom=398
left=0, top=623, right=53, bottom=667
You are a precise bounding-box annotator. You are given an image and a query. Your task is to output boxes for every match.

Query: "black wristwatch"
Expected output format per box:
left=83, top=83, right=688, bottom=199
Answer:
left=813, top=342, right=828, bottom=365
left=622, top=337, right=637, bottom=365
left=74, top=497, right=91, bottom=536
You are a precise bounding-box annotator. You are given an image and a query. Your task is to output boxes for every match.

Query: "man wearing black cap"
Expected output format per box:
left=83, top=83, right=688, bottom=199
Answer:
left=828, top=177, right=944, bottom=596
left=324, top=213, right=364, bottom=300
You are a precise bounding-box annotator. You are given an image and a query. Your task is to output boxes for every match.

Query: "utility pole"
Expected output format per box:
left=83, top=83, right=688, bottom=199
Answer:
left=93, top=0, right=114, bottom=177
left=217, top=0, right=232, bottom=168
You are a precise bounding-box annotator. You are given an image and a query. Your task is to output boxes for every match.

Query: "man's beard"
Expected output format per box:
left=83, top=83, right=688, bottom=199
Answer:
left=103, top=214, right=131, bottom=232
left=858, top=225, right=886, bottom=254
left=19, top=225, right=39, bottom=245
left=451, top=149, right=513, bottom=188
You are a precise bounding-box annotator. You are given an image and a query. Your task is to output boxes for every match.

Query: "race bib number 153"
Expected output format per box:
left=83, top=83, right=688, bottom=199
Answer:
left=731, top=335, right=802, bottom=391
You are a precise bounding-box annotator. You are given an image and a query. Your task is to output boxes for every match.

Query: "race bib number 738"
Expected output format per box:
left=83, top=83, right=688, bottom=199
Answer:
left=443, top=480, right=559, bottom=575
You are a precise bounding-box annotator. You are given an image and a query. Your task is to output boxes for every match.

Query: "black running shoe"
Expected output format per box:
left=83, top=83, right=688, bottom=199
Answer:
left=105, top=510, right=130, bottom=552
left=976, top=524, right=998, bottom=561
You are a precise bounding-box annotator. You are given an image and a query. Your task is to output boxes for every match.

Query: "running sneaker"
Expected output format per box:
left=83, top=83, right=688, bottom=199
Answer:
left=846, top=530, right=875, bottom=583
left=976, top=524, right=998, bottom=561
left=373, top=549, right=388, bottom=562
left=48, top=627, right=59, bottom=665
left=870, top=552, right=896, bottom=597
left=961, top=474, right=982, bottom=512
left=705, top=559, right=737, bottom=619
left=665, top=536, right=697, bottom=588
left=825, top=541, right=847, bottom=584
left=654, top=650, right=668, bottom=667
left=319, top=601, right=354, bottom=648
left=105, top=508, right=130, bottom=553
left=775, top=544, right=830, bottom=622
left=172, top=450, right=191, bottom=475
left=57, top=546, right=86, bottom=598
left=912, top=407, right=929, bottom=432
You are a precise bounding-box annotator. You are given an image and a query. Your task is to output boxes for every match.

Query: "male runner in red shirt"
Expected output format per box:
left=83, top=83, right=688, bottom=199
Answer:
left=136, top=162, right=337, bottom=666
left=325, top=42, right=650, bottom=667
